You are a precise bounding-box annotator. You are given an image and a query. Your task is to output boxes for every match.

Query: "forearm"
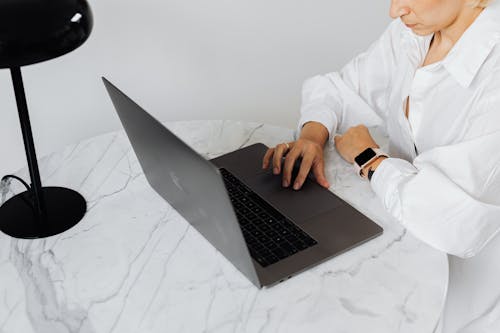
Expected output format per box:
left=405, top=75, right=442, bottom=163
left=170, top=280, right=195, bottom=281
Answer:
left=371, top=157, right=500, bottom=258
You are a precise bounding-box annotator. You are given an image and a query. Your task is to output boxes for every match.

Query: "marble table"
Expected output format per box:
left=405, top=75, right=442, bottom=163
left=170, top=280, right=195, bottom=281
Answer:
left=0, top=120, right=447, bottom=333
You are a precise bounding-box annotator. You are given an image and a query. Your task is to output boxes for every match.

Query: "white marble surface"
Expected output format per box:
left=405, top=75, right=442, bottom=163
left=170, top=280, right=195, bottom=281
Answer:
left=0, top=120, right=447, bottom=333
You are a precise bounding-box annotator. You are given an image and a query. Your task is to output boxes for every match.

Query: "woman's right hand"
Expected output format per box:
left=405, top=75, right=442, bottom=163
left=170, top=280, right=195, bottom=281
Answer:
left=262, top=138, right=330, bottom=191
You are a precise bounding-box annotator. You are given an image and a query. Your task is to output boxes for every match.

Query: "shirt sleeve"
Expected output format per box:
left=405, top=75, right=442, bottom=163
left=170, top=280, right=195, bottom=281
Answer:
left=298, top=19, right=404, bottom=141
left=371, top=130, right=500, bottom=258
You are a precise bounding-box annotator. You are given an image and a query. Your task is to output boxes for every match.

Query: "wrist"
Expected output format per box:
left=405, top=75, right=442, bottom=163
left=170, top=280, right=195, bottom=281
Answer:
left=300, top=122, right=329, bottom=146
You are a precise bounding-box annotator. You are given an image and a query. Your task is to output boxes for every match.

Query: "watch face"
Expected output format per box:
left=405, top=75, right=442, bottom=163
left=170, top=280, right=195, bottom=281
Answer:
left=355, top=148, right=376, bottom=166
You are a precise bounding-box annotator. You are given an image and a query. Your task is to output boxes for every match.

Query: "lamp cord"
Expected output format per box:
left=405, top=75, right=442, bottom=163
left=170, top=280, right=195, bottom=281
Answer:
left=1, top=175, right=31, bottom=192
left=0, top=175, right=36, bottom=209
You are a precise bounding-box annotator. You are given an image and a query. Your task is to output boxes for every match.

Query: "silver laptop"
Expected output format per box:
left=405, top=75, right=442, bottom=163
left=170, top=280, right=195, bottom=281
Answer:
left=103, top=77, right=383, bottom=288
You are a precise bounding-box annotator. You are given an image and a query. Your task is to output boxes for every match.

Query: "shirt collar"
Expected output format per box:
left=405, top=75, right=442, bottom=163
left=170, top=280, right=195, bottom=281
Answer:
left=442, top=2, right=500, bottom=88
left=400, top=3, right=500, bottom=88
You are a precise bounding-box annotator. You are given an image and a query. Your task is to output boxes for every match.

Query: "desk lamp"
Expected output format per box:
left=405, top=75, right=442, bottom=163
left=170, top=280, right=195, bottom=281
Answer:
left=0, top=0, right=93, bottom=238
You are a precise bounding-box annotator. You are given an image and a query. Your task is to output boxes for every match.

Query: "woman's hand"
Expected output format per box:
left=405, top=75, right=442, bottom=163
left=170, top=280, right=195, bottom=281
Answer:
left=334, top=125, right=379, bottom=163
left=262, top=138, right=330, bottom=190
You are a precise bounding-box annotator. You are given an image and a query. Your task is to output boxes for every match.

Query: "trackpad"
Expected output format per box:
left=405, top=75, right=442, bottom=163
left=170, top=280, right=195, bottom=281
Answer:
left=244, top=171, right=345, bottom=222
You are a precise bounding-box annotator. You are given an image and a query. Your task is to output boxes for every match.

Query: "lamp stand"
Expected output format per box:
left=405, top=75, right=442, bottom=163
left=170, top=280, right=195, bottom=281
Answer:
left=0, top=67, right=87, bottom=239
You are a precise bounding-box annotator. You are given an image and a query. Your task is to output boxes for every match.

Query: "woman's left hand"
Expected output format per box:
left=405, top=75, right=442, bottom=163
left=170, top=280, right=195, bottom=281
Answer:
left=334, top=125, right=380, bottom=163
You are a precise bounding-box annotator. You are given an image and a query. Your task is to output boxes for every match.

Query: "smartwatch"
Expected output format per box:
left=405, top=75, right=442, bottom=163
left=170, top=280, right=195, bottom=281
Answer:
left=354, top=147, right=388, bottom=178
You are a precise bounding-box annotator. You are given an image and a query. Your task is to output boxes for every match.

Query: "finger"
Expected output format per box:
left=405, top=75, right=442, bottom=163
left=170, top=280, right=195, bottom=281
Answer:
left=262, top=148, right=275, bottom=169
left=312, top=159, right=330, bottom=188
left=293, top=152, right=314, bottom=190
left=272, top=143, right=288, bottom=174
left=282, top=149, right=301, bottom=188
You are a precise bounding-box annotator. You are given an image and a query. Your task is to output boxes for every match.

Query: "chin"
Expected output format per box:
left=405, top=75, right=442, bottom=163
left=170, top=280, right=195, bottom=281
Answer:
left=411, top=27, right=434, bottom=36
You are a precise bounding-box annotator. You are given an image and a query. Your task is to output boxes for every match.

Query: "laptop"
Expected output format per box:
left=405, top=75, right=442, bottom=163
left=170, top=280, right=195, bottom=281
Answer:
left=103, top=77, right=383, bottom=288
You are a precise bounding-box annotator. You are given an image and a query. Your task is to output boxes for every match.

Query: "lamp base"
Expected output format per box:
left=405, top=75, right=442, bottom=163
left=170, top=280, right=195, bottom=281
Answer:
left=0, top=187, right=86, bottom=239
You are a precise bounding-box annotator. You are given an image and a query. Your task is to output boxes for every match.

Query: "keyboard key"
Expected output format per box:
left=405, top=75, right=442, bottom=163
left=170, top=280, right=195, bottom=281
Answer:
left=259, top=212, right=269, bottom=219
left=251, top=207, right=262, bottom=214
left=274, top=248, right=288, bottom=259
left=258, top=235, right=270, bottom=243
left=255, top=256, right=267, bottom=266
left=263, top=239, right=277, bottom=248
left=246, top=224, right=257, bottom=233
left=252, top=229, right=263, bottom=238
left=264, top=254, right=279, bottom=264
left=267, top=230, right=280, bottom=239
left=279, top=229, right=290, bottom=236
left=295, top=242, right=309, bottom=250
left=273, top=236, right=285, bottom=243
left=259, top=224, right=271, bottom=232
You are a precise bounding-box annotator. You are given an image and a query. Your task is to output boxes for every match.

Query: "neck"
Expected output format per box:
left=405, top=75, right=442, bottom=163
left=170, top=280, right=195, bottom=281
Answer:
left=435, top=5, right=484, bottom=49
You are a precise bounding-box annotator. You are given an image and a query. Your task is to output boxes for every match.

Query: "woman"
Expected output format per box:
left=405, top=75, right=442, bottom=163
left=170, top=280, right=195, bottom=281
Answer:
left=263, top=0, right=500, bottom=332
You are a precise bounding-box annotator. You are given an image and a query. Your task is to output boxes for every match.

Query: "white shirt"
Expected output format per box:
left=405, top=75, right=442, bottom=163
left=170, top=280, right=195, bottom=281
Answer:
left=298, top=4, right=500, bottom=260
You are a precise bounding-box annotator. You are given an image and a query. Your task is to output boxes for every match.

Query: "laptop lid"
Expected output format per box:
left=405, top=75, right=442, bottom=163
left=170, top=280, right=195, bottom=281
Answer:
left=102, top=77, right=261, bottom=287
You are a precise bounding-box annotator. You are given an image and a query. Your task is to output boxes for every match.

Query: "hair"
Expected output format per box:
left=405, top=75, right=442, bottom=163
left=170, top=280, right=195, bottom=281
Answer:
left=469, top=0, right=493, bottom=7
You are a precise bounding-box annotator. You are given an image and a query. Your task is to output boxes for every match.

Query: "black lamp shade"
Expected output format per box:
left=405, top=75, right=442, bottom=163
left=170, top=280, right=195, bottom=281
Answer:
left=0, top=0, right=93, bottom=68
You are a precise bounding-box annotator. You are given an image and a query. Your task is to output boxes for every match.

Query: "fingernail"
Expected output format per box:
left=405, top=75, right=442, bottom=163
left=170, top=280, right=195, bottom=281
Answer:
left=293, top=182, right=300, bottom=190
left=282, top=180, right=289, bottom=187
left=273, top=167, right=279, bottom=174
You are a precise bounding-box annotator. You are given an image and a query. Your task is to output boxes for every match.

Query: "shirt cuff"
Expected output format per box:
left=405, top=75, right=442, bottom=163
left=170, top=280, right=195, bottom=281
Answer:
left=370, top=157, right=418, bottom=222
left=297, top=104, right=339, bottom=144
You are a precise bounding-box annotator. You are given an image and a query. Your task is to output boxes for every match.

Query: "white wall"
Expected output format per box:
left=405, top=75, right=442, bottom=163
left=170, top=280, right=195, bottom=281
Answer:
left=0, top=0, right=390, bottom=176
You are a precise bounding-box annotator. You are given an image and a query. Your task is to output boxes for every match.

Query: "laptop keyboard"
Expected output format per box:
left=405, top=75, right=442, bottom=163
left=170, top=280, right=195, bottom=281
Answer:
left=220, top=168, right=318, bottom=267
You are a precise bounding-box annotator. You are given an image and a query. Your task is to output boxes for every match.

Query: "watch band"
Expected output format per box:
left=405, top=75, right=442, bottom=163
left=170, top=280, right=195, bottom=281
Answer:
left=367, top=168, right=375, bottom=181
left=354, top=147, right=388, bottom=178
